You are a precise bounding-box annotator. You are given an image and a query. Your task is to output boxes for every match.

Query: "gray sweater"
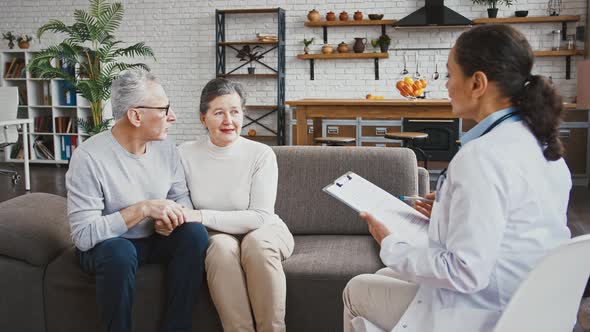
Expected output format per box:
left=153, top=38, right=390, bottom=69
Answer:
left=66, top=130, right=193, bottom=251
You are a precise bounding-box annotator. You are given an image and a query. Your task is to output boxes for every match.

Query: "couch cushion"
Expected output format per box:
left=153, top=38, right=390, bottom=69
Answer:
left=272, top=146, right=418, bottom=235
left=44, top=246, right=222, bottom=332
left=0, top=193, right=71, bottom=266
left=0, top=255, right=46, bottom=332
left=284, top=235, right=384, bottom=332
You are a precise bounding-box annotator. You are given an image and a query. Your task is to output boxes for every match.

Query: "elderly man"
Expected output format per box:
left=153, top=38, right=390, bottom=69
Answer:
left=66, top=70, right=207, bottom=332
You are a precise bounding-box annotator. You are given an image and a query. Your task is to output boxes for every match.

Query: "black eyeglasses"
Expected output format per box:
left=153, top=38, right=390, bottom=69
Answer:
left=134, top=104, right=170, bottom=116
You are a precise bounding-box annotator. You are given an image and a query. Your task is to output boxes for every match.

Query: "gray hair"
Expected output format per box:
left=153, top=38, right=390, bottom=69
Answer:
left=199, top=78, right=246, bottom=115
left=111, top=70, right=160, bottom=120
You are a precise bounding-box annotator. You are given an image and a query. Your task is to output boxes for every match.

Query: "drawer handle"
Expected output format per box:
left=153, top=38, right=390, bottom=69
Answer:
left=407, top=119, right=454, bottom=123
left=376, top=127, right=387, bottom=136
left=327, top=126, right=339, bottom=135
left=558, top=129, right=571, bottom=138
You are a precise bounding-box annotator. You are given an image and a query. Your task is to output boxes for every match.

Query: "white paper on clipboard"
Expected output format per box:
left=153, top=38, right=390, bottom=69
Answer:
left=323, top=171, right=429, bottom=247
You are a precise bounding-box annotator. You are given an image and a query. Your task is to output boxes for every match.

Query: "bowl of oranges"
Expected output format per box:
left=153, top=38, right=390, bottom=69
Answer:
left=396, top=76, right=427, bottom=99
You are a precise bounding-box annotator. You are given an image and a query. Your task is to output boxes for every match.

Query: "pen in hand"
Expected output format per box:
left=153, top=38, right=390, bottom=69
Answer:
left=399, top=195, right=434, bottom=203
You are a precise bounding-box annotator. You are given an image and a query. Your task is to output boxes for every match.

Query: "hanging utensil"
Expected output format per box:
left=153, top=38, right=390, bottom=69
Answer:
left=432, top=54, right=440, bottom=80
left=401, top=54, right=408, bottom=76
left=414, top=52, right=421, bottom=79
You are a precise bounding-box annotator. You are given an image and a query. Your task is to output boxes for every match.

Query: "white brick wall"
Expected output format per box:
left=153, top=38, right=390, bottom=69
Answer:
left=0, top=0, right=587, bottom=142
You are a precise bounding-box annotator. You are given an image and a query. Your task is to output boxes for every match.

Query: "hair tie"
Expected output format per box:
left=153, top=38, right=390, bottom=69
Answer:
left=523, top=75, right=533, bottom=87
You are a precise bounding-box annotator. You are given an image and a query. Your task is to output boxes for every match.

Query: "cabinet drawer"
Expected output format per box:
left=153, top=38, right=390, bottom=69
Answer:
left=560, top=128, right=588, bottom=175
left=361, top=125, right=401, bottom=138
left=325, top=125, right=357, bottom=138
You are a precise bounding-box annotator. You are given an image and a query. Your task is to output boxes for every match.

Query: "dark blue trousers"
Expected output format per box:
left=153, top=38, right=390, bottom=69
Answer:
left=78, top=222, right=208, bottom=332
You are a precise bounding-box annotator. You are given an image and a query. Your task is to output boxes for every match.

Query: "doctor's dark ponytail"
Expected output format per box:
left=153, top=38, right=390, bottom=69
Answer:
left=454, top=25, right=564, bottom=161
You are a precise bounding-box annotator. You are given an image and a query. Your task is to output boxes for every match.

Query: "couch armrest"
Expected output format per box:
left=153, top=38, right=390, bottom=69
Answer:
left=417, top=167, right=430, bottom=197
left=0, top=193, right=72, bottom=266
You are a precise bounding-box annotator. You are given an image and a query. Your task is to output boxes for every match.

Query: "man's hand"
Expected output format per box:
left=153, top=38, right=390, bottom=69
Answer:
left=413, top=192, right=435, bottom=219
left=143, top=200, right=186, bottom=232
left=154, top=219, right=173, bottom=236
left=360, top=212, right=392, bottom=245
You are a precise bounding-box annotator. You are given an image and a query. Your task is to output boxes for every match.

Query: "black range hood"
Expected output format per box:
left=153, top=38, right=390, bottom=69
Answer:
left=393, top=0, right=473, bottom=27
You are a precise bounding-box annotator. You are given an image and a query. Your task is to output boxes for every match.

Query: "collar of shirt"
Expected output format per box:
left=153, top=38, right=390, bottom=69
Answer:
left=461, top=107, right=521, bottom=146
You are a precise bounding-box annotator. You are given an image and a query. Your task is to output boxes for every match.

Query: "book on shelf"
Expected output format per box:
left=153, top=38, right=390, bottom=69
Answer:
left=33, top=136, right=55, bottom=160
left=17, top=88, right=27, bottom=105
left=9, top=134, right=32, bottom=160
left=60, top=135, right=78, bottom=160
left=41, top=81, right=52, bottom=105
left=35, top=116, right=53, bottom=133
left=54, top=116, right=76, bottom=133
left=4, top=59, right=26, bottom=78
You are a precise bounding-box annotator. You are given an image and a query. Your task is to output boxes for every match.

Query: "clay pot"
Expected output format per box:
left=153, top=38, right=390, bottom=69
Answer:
left=326, top=11, right=336, bottom=21
left=307, top=9, right=321, bottom=22
left=339, top=11, right=349, bottom=21
left=354, top=11, right=363, bottom=21
left=18, top=41, right=30, bottom=49
left=337, top=42, right=349, bottom=53
left=321, top=44, right=334, bottom=54
left=353, top=38, right=367, bottom=53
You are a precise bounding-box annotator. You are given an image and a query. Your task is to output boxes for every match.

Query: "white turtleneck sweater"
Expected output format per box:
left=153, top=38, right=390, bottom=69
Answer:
left=178, top=137, right=285, bottom=234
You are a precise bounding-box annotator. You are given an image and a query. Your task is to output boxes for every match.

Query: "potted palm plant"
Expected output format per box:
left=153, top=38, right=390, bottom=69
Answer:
left=236, top=45, right=264, bottom=74
left=27, top=0, right=155, bottom=136
left=472, top=0, right=515, bottom=18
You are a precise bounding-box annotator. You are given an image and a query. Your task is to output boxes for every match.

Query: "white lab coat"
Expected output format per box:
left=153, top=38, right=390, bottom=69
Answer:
left=357, top=120, right=572, bottom=332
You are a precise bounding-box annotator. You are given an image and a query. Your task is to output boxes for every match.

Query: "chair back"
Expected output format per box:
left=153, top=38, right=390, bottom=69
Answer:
left=493, top=234, right=590, bottom=332
left=0, top=87, right=19, bottom=144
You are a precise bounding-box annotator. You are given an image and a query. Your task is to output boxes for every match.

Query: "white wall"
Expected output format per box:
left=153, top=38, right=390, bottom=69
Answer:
left=0, top=0, right=587, bottom=142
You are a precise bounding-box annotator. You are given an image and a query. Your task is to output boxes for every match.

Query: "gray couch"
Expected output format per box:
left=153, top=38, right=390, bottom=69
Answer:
left=0, top=146, right=429, bottom=332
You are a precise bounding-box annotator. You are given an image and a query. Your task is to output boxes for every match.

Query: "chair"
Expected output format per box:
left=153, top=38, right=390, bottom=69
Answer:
left=0, top=87, right=33, bottom=190
left=492, top=234, right=590, bottom=332
left=384, top=131, right=429, bottom=169
left=314, top=136, right=356, bottom=146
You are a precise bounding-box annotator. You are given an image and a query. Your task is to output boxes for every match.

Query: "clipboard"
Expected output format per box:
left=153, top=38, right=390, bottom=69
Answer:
left=323, top=171, right=429, bottom=246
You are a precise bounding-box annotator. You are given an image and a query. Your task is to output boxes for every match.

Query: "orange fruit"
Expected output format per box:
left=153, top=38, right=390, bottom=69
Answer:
left=419, top=79, right=427, bottom=88
left=414, top=88, right=424, bottom=97
left=396, top=81, right=405, bottom=91
left=403, top=76, right=414, bottom=85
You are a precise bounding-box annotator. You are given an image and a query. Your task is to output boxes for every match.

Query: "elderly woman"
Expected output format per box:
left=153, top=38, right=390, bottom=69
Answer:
left=177, top=78, right=294, bottom=332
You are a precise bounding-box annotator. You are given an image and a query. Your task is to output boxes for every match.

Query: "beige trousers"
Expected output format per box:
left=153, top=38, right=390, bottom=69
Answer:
left=205, top=222, right=294, bottom=332
left=343, top=268, right=419, bottom=332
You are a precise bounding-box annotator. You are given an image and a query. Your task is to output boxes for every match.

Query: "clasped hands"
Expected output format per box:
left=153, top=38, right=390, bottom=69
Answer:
left=360, top=192, right=435, bottom=245
left=143, top=200, right=202, bottom=236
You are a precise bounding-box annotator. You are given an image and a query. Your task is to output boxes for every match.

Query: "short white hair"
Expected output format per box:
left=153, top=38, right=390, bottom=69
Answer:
left=111, top=70, right=159, bottom=120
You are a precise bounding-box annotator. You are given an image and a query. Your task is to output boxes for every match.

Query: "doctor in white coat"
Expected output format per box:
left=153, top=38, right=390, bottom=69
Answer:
left=342, top=24, right=572, bottom=332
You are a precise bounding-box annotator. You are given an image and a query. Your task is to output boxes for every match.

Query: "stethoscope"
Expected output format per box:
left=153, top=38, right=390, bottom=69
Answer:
left=435, top=111, right=521, bottom=201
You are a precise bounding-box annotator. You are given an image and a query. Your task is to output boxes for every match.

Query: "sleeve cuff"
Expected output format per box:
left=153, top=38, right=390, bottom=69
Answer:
left=106, top=212, right=129, bottom=236
left=200, top=210, right=213, bottom=227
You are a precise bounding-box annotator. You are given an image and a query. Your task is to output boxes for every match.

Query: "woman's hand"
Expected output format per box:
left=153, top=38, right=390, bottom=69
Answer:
left=155, top=219, right=173, bottom=236
left=413, top=192, right=435, bottom=219
left=360, top=212, right=392, bottom=245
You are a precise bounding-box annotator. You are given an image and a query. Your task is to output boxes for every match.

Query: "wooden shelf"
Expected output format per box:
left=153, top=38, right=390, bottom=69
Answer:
left=473, top=15, right=580, bottom=24
left=218, top=40, right=278, bottom=45
left=304, top=19, right=398, bottom=27
left=217, top=73, right=277, bottom=78
left=534, top=50, right=585, bottom=57
left=297, top=52, right=389, bottom=60
left=218, top=8, right=280, bottom=14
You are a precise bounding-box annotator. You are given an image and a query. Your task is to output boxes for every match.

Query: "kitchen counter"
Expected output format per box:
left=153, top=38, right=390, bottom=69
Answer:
left=285, top=98, right=581, bottom=145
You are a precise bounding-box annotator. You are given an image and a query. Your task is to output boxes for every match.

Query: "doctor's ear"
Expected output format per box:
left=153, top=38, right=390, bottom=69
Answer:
left=200, top=113, right=207, bottom=128
left=471, top=71, right=488, bottom=99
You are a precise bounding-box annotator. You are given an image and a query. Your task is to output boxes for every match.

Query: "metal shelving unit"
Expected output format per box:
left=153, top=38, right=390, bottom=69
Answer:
left=215, top=8, right=286, bottom=145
